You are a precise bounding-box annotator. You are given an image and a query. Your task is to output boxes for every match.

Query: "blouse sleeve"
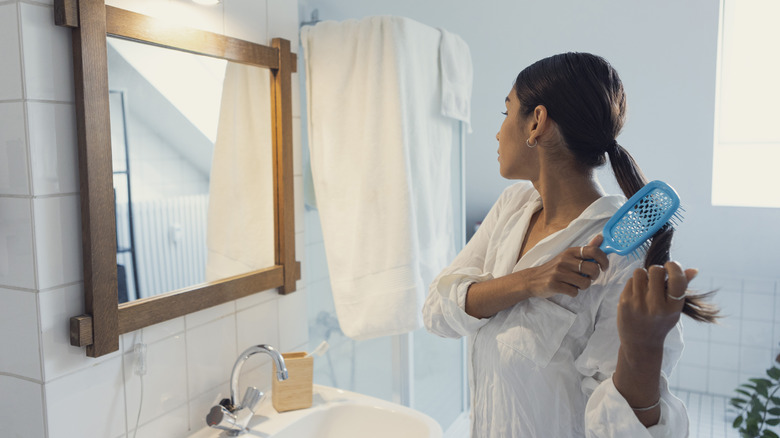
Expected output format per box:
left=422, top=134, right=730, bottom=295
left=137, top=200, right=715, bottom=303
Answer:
left=576, top=258, right=689, bottom=438
left=421, top=188, right=511, bottom=339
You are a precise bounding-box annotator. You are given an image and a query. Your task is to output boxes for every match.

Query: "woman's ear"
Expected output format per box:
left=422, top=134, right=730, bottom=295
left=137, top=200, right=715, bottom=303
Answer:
left=528, top=105, right=550, bottom=144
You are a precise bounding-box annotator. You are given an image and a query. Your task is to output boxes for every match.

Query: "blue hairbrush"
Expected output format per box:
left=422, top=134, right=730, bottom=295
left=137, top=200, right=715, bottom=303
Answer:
left=599, top=180, right=682, bottom=257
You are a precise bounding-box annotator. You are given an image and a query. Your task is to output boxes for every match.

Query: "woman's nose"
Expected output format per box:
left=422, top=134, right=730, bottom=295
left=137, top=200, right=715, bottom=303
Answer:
left=496, top=131, right=499, bottom=141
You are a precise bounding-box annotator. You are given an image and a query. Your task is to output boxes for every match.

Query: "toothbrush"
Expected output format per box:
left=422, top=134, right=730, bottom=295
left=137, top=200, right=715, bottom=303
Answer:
left=305, top=341, right=330, bottom=358
left=597, top=180, right=683, bottom=258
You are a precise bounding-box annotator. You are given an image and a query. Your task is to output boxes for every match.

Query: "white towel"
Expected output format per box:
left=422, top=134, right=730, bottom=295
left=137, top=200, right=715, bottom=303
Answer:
left=439, top=28, right=473, bottom=132
left=302, top=16, right=470, bottom=340
left=205, top=62, right=275, bottom=281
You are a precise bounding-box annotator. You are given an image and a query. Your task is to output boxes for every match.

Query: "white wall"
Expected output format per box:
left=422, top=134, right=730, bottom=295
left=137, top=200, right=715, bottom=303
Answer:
left=300, top=0, right=780, bottom=397
left=0, top=1, right=307, bottom=437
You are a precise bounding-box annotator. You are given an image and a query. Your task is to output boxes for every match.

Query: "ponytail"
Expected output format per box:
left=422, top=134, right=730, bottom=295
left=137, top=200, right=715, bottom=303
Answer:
left=608, top=145, right=719, bottom=323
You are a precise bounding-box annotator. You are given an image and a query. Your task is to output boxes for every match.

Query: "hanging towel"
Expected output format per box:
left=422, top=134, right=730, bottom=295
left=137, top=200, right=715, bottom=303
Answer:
left=302, top=16, right=472, bottom=340
left=205, top=62, right=275, bottom=281
left=439, top=28, right=473, bottom=132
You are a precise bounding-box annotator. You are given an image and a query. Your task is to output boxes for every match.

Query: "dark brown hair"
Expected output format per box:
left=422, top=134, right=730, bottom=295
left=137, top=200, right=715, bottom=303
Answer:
left=514, top=52, right=718, bottom=323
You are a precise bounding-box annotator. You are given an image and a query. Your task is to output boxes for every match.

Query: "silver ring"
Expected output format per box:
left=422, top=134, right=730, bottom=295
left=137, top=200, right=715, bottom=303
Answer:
left=578, top=259, right=584, bottom=274
left=666, top=292, right=686, bottom=301
left=580, top=246, right=585, bottom=259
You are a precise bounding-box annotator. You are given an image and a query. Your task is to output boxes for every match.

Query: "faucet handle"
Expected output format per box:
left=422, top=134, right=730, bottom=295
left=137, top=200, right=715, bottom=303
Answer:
left=206, top=405, right=243, bottom=432
left=241, top=386, right=263, bottom=412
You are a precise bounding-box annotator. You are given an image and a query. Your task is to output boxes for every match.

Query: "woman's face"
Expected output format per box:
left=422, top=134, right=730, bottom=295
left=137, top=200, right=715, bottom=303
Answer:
left=496, top=88, right=537, bottom=180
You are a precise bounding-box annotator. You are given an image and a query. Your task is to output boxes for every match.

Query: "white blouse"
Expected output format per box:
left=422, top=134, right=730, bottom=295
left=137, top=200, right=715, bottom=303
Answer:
left=423, top=182, right=689, bottom=438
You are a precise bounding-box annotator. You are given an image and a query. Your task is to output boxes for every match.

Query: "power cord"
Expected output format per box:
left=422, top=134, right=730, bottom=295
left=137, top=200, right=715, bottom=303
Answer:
left=132, top=333, right=147, bottom=438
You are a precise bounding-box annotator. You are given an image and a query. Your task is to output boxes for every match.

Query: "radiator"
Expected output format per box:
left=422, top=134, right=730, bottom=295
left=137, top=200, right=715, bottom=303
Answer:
left=117, top=194, right=209, bottom=299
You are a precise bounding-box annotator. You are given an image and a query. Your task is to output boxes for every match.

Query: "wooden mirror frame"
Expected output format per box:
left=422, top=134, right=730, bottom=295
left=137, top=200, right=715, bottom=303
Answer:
left=55, top=0, right=300, bottom=358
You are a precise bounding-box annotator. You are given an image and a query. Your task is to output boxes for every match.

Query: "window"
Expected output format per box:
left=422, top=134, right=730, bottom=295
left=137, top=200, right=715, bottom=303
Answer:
left=712, top=0, right=780, bottom=208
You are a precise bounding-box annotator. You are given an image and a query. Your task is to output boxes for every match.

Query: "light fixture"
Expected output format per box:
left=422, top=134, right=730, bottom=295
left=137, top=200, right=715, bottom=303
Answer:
left=192, top=0, right=220, bottom=5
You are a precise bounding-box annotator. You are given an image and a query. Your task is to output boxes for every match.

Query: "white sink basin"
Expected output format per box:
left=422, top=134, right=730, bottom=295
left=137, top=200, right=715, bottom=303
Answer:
left=189, top=384, right=443, bottom=438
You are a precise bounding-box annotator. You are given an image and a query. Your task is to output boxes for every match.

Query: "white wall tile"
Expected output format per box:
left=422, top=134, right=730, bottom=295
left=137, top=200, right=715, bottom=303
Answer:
left=121, top=318, right=185, bottom=354
left=45, top=356, right=126, bottom=438
left=32, top=194, right=82, bottom=289
left=293, top=116, right=302, bottom=175
left=123, top=334, right=187, bottom=427
left=39, top=283, right=114, bottom=381
left=169, top=0, right=224, bottom=34
left=0, top=102, right=30, bottom=195
left=679, top=339, right=710, bottom=367
left=267, top=0, right=299, bottom=52
left=185, top=301, right=235, bottom=329
left=292, top=73, right=301, bottom=119
left=709, top=317, right=741, bottom=346
left=305, top=240, right=329, bottom=283
left=0, top=3, right=23, bottom=101
left=223, top=0, right=267, bottom=44
left=709, top=343, right=740, bottom=372
left=185, top=314, right=237, bottom=398
left=278, top=289, right=308, bottom=351
left=0, top=197, right=36, bottom=289
left=740, top=320, right=774, bottom=349
left=236, top=298, right=279, bottom=356
left=130, top=404, right=189, bottom=438
left=105, top=0, right=174, bottom=18
left=296, top=230, right=305, bottom=290
left=739, top=346, right=773, bottom=376
left=743, top=278, right=775, bottom=295
left=676, top=363, right=708, bottom=393
left=715, top=290, right=742, bottom=320
left=0, top=375, right=46, bottom=438
left=294, top=174, right=304, bottom=233
left=0, top=288, right=41, bottom=380
left=742, top=292, right=775, bottom=322
left=712, top=277, right=742, bottom=295
left=19, top=3, right=74, bottom=102
left=235, top=288, right=277, bottom=311
left=304, top=209, right=323, bottom=245
left=682, top=318, right=710, bottom=342
left=708, top=368, right=741, bottom=397
left=27, top=102, right=78, bottom=195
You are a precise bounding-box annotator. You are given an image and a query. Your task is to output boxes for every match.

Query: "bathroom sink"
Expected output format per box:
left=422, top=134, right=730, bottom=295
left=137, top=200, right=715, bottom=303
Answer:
left=189, top=384, right=443, bottom=438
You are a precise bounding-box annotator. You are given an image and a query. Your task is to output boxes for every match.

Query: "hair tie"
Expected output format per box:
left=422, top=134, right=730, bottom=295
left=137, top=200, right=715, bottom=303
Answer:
left=606, top=140, right=619, bottom=154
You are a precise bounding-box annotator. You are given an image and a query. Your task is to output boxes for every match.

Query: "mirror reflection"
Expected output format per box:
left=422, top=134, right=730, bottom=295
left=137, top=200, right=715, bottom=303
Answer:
left=107, top=37, right=275, bottom=303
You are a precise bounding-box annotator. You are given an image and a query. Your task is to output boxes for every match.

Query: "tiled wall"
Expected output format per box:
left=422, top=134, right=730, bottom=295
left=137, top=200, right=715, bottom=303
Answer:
left=670, top=275, right=780, bottom=398
left=0, top=1, right=307, bottom=437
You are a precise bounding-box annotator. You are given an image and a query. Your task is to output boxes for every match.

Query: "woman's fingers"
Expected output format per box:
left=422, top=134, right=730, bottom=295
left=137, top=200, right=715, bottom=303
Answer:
left=665, top=261, right=691, bottom=306
left=584, top=235, right=610, bottom=271
left=632, top=267, right=649, bottom=299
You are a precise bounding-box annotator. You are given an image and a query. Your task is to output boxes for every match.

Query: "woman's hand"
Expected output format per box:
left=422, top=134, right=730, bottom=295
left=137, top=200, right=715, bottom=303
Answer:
left=522, top=234, right=610, bottom=299
left=617, top=261, right=697, bottom=351
left=464, top=235, right=609, bottom=318
left=613, top=261, right=697, bottom=426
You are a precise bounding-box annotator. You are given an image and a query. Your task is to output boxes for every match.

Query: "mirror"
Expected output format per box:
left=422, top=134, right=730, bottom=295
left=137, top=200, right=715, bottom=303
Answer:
left=55, top=0, right=299, bottom=357
left=106, top=37, right=275, bottom=303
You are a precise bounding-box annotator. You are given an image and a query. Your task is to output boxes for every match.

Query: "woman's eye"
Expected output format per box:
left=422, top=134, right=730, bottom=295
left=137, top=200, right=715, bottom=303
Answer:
left=501, top=111, right=508, bottom=116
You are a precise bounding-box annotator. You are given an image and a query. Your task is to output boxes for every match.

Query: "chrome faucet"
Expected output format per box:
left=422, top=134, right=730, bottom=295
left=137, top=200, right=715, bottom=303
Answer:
left=206, top=344, right=288, bottom=436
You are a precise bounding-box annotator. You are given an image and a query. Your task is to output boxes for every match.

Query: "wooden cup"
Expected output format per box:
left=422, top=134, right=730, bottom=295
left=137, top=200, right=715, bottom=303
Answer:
left=272, top=352, right=313, bottom=412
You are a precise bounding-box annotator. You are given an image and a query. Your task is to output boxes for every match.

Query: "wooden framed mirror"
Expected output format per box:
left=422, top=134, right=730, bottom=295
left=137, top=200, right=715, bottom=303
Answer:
left=55, top=0, right=300, bottom=358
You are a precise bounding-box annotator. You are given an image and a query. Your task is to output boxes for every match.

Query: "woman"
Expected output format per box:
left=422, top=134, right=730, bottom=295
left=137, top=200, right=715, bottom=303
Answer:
left=423, top=53, right=717, bottom=437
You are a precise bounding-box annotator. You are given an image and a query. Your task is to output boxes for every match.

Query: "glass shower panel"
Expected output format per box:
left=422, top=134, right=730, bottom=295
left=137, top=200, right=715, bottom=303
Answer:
left=413, top=328, right=465, bottom=428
